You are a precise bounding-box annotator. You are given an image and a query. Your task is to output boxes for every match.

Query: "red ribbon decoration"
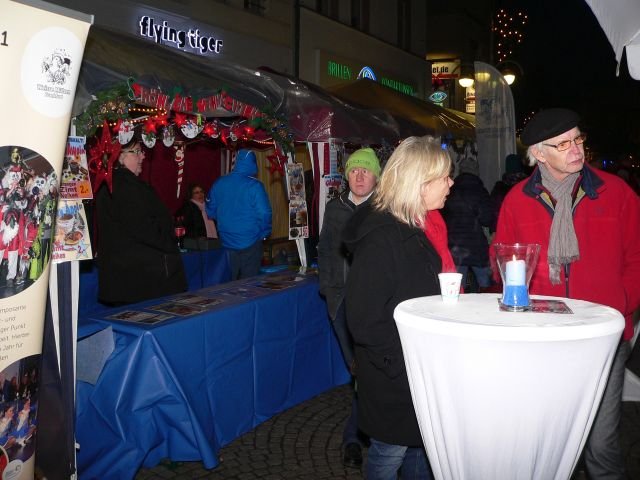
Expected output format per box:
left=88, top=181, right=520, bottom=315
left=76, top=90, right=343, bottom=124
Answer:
left=87, top=120, right=121, bottom=193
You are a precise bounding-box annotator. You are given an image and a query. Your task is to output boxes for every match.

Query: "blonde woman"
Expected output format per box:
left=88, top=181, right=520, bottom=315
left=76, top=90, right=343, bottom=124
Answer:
left=344, top=136, right=453, bottom=480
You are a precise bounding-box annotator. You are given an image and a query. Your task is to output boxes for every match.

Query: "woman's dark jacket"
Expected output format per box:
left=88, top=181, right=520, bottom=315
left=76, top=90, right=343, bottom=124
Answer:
left=441, top=173, right=495, bottom=267
left=177, top=199, right=207, bottom=238
left=96, top=168, right=187, bottom=304
left=343, top=205, right=442, bottom=446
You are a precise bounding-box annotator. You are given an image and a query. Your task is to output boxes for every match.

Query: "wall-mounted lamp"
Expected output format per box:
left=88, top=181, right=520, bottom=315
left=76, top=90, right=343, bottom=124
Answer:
left=458, top=76, right=474, bottom=88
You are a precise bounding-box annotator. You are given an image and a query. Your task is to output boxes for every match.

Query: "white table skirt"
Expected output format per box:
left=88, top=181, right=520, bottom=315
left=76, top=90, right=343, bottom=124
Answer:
left=394, top=294, right=624, bottom=480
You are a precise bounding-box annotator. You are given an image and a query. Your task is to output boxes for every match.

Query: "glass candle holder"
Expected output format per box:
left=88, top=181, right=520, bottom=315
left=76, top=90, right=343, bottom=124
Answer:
left=494, top=243, right=540, bottom=312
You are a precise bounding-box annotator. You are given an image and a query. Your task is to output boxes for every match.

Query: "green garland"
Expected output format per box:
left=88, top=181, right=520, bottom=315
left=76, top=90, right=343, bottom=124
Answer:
left=75, top=83, right=295, bottom=155
left=74, top=83, right=131, bottom=137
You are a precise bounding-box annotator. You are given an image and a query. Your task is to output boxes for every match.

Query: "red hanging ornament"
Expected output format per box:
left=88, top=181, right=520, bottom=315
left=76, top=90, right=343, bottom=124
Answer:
left=143, top=117, right=157, bottom=133
left=174, top=112, right=187, bottom=127
left=243, top=126, right=255, bottom=140
left=87, top=120, right=121, bottom=193
left=202, top=122, right=214, bottom=136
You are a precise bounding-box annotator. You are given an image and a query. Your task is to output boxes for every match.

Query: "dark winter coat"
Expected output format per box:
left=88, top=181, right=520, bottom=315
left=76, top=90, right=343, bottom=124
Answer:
left=317, top=191, right=370, bottom=320
left=343, top=205, right=442, bottom=446
left=96, top=168, right=187, bottom=304
left=176, top=199, right=207, bottom=238
left=441, top=173, right=495, bottom=267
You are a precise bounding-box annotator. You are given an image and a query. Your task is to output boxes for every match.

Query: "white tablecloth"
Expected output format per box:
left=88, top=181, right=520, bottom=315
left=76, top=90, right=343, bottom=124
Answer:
left=394, top=294, right=624, bottom=480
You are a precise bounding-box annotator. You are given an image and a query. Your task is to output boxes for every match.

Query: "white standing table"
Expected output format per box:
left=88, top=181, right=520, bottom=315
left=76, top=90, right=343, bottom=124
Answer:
left=394, top=293, right=624, bottom=480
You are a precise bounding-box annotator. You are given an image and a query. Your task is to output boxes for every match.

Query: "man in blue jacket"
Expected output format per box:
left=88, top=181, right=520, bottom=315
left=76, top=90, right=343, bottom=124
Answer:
left=207, top=149, right=272, bottom=279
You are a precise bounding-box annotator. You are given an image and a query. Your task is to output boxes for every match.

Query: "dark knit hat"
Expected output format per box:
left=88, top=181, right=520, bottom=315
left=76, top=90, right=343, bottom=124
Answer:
left=521, top=108, right=581, bottom=145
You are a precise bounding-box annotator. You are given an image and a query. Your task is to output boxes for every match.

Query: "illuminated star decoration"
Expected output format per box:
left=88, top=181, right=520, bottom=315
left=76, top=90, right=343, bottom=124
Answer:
left=87, top=120, right=121, bottom=193
left=266, top=150, right=287, bottom=175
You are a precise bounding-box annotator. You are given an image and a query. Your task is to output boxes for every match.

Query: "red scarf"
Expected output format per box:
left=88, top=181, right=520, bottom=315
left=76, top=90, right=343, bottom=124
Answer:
left=423, top=210, right=457, bottom=273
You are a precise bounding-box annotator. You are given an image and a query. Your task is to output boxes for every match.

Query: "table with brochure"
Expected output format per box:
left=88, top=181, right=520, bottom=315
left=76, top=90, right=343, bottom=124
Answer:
left=75, top=269, right=350, bottom=480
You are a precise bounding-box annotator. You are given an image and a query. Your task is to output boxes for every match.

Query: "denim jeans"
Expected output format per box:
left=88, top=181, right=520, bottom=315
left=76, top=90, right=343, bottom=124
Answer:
left=227, top=239, right=263, bottom=280
left=367, top=438, right=434, bottom=480
left=457, top=265, right=493, bottom=290
left=583, top=340, right=631, bottom=479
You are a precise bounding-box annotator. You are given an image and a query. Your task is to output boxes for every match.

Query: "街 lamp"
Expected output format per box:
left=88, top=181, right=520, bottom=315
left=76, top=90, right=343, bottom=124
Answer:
left=497, top=61, right=523, bottom=86
left=458, top=76, right=474, bottom=88
left=502, top=69, right=516, bottom=85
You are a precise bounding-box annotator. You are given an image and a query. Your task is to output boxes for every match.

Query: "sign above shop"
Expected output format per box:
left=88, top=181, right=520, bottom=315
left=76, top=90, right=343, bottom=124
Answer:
left=138, top=15, right=223, bottom=55
left=327, top=60, right=415, bottom=95
left=431, top=60, right=461, bottom=80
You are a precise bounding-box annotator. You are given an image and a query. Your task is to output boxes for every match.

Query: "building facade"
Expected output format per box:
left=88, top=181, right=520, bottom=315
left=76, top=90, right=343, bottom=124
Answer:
left=47, top=0, right=489, bottom=103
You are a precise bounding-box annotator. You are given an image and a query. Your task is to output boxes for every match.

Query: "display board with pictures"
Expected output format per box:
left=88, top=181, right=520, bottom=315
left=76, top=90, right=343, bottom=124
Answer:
left=60, top=136, right=92, bottom=200
left=52, top=200, right=92, bottom=263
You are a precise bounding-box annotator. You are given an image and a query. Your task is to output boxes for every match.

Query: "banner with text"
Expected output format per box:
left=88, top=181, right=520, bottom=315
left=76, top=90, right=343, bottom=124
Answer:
left=0, top=1, right=91, bottom=478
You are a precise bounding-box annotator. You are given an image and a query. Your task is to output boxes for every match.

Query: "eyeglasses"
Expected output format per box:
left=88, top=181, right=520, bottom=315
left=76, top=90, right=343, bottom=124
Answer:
left=543, top=133, right=587, bottom=152
left=123, top=148, right=143, bottom=155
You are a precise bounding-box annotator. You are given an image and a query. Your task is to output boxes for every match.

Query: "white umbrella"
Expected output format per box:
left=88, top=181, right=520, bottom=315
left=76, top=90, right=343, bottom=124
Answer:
left=585, top=0, right=640, bottom=79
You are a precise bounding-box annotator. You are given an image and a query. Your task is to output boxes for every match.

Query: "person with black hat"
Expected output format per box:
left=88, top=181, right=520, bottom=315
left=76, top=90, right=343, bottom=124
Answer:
left=492, top=108, right=640, bottom=480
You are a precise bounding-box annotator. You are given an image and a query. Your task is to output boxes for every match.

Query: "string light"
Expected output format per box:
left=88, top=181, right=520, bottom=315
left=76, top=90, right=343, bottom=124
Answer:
left=494, top=8, right=527, bottom=63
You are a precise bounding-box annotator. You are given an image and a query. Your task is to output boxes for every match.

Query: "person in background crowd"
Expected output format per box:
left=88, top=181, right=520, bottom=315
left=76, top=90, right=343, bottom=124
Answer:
left=176, top=183, right=218, bottom=239
left=206, top=149, right=272, bottom=280
left=490, top=153, right=529, bottom=222
left=344, top=136, right=454, bottom=480
left=492, top=108, right=640, bottom=480
left=317, top=147, right=381, bottom=469
left=96, top=138, right=187, bottom=305
left=614, top=154, right=640, bottom=196
left=442, top=156, right=495, bottom=292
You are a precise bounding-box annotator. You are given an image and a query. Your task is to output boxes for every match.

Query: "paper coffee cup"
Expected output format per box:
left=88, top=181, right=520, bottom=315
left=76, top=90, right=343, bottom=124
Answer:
left=438, top=272, right=462, bottom=304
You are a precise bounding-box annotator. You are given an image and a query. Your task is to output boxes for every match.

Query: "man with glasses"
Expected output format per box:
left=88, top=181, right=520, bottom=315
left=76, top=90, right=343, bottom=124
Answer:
left=492, top=108, right=640, bottom=479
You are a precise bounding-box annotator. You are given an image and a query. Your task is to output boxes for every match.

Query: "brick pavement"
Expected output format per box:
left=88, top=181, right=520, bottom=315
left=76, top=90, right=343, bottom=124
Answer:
left=137, top=367, right=640, bottom=480
left=135, top=384, right=364, bottom=480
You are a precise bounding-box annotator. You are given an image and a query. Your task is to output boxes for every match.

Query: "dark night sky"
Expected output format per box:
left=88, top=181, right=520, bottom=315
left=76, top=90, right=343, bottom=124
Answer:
left=502, top=0, right=639, bottom=160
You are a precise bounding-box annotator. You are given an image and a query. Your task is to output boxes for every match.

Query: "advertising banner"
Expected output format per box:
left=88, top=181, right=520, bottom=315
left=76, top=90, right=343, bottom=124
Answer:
left=473, top=61, right=516, bottom=191
left=0, top=1, right=91, bottom=478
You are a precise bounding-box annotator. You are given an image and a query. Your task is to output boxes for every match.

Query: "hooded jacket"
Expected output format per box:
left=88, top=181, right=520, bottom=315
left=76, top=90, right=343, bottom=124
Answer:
left=343, top=204, right=442, bottom=446
left=206, top=150, right=272, bottom=250
left=493, top=165, right=640, bottom=341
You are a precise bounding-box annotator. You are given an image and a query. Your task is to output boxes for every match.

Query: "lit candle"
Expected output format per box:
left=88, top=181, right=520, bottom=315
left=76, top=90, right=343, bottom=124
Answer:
left=503, top=255, right=529, bottom=307
left=505, top=257, right=526, bottom=285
